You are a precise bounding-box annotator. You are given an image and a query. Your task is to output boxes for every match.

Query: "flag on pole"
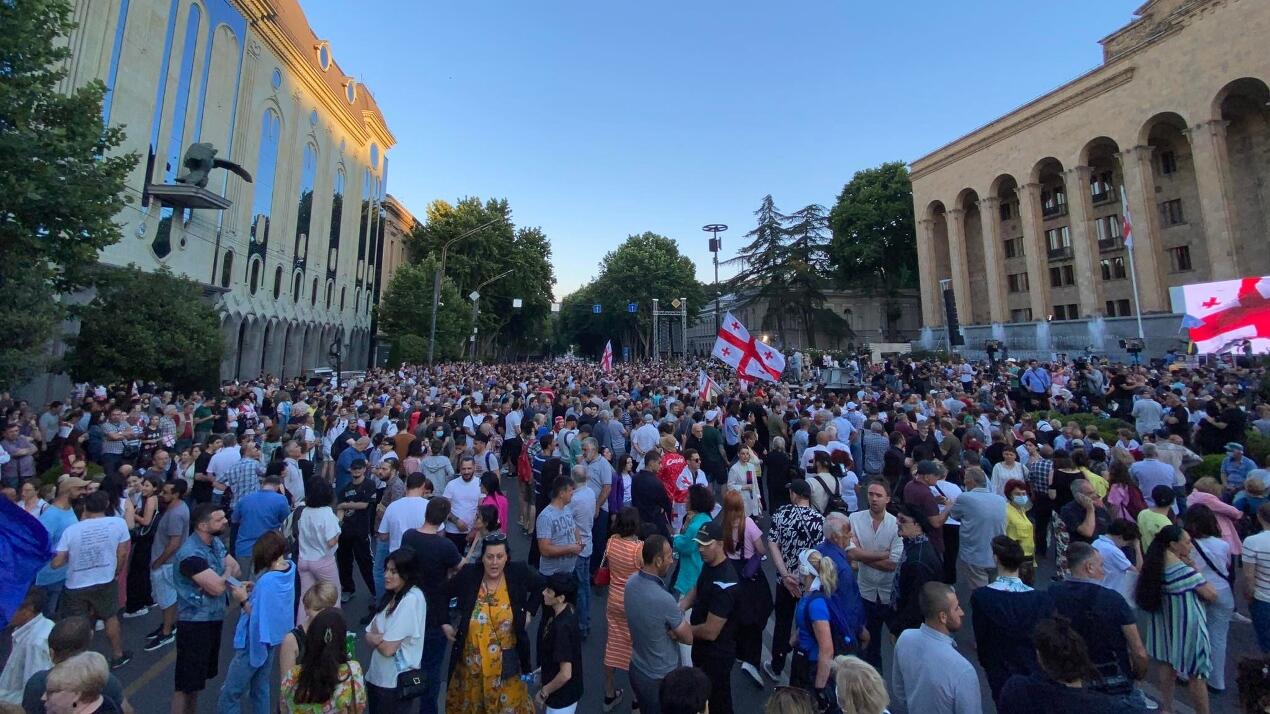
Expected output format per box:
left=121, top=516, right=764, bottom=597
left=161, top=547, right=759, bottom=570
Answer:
left=1120, top=188, right=1134, bottom=249
left=696, top=370, right=720, bottom=402
left=600, top=340, right=613, bottom=373
left=711, top=311, right=785, bottom=382
left=1179, top=276, right=1270, bottom=354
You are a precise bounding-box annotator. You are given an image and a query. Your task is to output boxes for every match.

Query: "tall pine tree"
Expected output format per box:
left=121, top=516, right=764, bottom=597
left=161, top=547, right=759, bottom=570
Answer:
left=784, top=203, right=845, bottom=348
left=725, top=195, right=793, bottom=345
left=0, top=0, right=137, bottom=388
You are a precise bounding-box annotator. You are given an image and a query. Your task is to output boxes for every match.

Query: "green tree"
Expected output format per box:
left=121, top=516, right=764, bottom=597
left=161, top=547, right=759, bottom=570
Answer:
left=387, top=334, right=429, bottom=367
left=828, top=162, right=917, bottom=340
left=0, top=0, right=138, bottom=388
left=560, top=233, right=705, bottom=358
left=782, top=203, right=844, bottom=348
left=63, top=267, right=222, bottom=391
left=376, top=258, right=471, bottom=361
left=725, top=196, right=794, bottom=345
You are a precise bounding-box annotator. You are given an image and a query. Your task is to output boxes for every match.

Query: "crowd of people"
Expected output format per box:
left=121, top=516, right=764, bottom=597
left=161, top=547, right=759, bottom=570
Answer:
left=1, top=351, right=1270, bottom=714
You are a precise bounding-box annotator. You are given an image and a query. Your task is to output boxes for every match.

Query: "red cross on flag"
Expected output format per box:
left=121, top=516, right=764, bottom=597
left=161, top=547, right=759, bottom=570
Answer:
left=600, top=340, right=613, bottom=373
left=697, top=370, right=720, bottom=402
left=711, top=311, right=785, bottom=382
left=1180, top=276, right=1270, bottom=354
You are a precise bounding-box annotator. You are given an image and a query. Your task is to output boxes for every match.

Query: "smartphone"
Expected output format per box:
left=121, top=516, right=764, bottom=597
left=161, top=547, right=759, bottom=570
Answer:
left=225, top=576, right=243, bottom=588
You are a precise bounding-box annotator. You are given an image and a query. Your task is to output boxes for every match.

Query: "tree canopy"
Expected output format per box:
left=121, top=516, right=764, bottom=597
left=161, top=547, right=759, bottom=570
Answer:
left=376, top=258, right=471, bottom=362
left=63, top=267, right=223, bottom=392
left=0, top=0, right=137, bottom=388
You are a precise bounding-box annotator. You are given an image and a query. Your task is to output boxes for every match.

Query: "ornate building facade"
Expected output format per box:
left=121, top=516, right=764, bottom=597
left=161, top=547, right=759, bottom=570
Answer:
left=910, top=0, right=1270, bottom=359
left=60, top=0, right=396, bottom=382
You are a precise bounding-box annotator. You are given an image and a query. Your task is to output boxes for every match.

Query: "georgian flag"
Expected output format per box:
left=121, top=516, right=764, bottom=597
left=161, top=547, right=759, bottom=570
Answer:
left=1180, top=276, right=1270, bottom=354
left=711, top=311, right=785, bottom=382
left=1120, top=187, right=1134, bottom=249
left=697, top=370, right=720, bottom=402
left=600, top=340, right=613, bottom=373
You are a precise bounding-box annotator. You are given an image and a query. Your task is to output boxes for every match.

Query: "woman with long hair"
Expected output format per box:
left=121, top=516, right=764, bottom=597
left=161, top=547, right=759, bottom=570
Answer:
left=601, top=507, right=642, bottom=710
left=278, top=582, right=340, bottom=696
left=728, top=445, right=764, bottom=517
left=833, top=655, right=889, bottom=714
left=1183, top=505, right=1236, bottom=694
left=479, top=472, right=509, bottom=536
left=282, top=607, right=367, bottom=713
left=791, top=549, right=842, bottom=696
left=614, top=454, right=635, bottom=510
left=462, top=505, right=501, bottom=565
left=122, top=475, right=160, bottom=617
left=720, top=489, right=774, bottom=687
left=991, top=447, right=1025, bottom=495
left=1106, top=460, right=1148, bottom=522
left=672, top=485, right=715, bottom=597
left=364, top=547, right=428, bottom=712
left=1134, top=524, right=1216, bottom=714
left=295, top=480, right=343, bottom=624
left=998, top=616, right=1125, bottom=712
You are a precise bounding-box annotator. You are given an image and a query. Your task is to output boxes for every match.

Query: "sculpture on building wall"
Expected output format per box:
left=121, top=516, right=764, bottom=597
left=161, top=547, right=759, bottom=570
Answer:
left=175, top=142, right=253, bottom=188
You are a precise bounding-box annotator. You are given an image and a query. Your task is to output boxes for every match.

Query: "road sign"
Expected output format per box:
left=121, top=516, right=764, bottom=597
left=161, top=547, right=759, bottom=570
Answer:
left=512, top=298, right=523, bottom=308
left=592, top=304, right=602, bottom=314
left=627, top=302, right=637, bottom=313
left=622, top=345, right=630, bottom=361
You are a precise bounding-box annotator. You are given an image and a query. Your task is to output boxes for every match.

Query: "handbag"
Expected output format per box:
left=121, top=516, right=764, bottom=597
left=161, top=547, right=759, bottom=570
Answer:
left=592, top=552, right=610, bottom=586
left=393, top=649, right=426, bottom=700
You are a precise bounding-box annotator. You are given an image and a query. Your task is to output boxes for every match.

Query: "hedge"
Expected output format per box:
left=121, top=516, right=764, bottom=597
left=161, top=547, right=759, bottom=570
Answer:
left=38, top=461, right=104, bottom=486
left=1190, top=454, right=1225, bottom=480
left=1026, top=411, right=1134, bottom=436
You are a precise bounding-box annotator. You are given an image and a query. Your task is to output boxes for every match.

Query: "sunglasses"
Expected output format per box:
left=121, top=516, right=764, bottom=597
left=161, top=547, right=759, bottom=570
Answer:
left=483, top=532, right=508, bottom=546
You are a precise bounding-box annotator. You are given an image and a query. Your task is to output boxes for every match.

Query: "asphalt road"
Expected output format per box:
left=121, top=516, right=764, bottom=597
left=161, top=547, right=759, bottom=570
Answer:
left=6, top=477, right=1257, bottom=713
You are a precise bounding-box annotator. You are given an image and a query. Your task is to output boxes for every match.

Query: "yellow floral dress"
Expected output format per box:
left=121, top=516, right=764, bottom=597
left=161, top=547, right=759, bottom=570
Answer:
left=444, top=580, right=533, bottom=714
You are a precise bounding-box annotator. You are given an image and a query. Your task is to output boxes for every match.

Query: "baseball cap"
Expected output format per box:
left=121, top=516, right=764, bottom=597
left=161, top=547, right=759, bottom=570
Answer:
left=57, top=475, right=91, bottom=490
left=916, top=459, right=941, bottom=476
left=643, top=413, right=655, bottom=423
left=787, top=479, right=812, bottom=499
left=704, top=410, right=719, bottom=422
left=694, top=520, right=723, bottom=547
left=846, top=402, right=858, bottom=410
left=1226, top=442, right=1245, bottom=453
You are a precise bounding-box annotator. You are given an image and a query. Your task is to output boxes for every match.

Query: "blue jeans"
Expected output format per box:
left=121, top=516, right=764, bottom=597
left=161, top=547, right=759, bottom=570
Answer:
left=574, top=555, right=591, bottom=636
left=1252, top=599, right=1270, bottom=652
left=373, top=539, right=390, bottom=601
left=419, top=627, right=447, bottom=714
left=38, top=580, right=65, bottom=619
left=217, top=645, right=275, bottom=714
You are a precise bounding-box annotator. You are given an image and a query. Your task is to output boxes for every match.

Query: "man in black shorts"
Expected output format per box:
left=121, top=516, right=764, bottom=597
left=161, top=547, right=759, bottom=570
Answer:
left=171, top=503, right=242, bottom=714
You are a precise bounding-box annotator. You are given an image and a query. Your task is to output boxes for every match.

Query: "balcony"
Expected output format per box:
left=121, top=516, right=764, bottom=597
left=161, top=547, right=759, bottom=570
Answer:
left=1091, top=188, right=1116, bottom=205
left=1042, top=203, right=1068, bottom=219
left=1047, top=245, right=1074, bottom=262
left=1098, top=237, right=1123, bottom=252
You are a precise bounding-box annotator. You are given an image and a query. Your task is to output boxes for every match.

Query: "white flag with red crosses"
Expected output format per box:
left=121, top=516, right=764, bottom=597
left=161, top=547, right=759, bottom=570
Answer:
left=711, top=312, right=785, bottom=382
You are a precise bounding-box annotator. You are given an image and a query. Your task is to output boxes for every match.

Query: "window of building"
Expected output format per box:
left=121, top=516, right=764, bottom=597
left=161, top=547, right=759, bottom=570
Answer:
left=249, top=109, right=282, bottom=249
left=273, top=265, right=283, bottom=299
left=1010, top=308, right=1033, bottom=323
left=1169, top=245, right=1193, bottom=272
left=220, top=251, right=234, bottom=288
left=311, top=277, right=319, bottom=306
left=1051, top=304, right=1080, bottom=321
left=1041, top=187, right=1067, bottom=217
left=340, top=287, right=346, bottom=311
left=327, top=168, right=345, bottom=275
left=294, top=143, right=317, bottom=261
left=999, top=202, right=1013, bottom=221
left=1049, top=265, right=1076, bottom=288
left=1117, top=299, right=1131, bottom=316
left=249, top=259, right=261, bottom=296
left=150, top=5, right=202, bottom=260
left=1100, top=256, right=1127, bottom=281
left=1007, top=272, right=1029, bottom=293
left=1003, top=237, right=1024, bottom=259
left=1045, top=226, right=1072, bottom=259
left=1160, top=199, right=1185, bottom=226
left=325, top=280, right=334, bottom=310
left=1095, top=214, right=1122, bottom=247
left=1105, top=298, right=1133, bottom=317
left=1089, top=171, right=1115, bottom=203
left=1159, top=150, right=1178, bottom=175
left=292, top=271, right=302, bottom=302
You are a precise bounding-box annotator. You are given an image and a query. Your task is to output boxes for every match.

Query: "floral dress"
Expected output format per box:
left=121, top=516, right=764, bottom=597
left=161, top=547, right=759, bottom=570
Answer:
left=281, top=661, right=367, bottom=713
left=1145, top=560, right=1212, bottom=678
left=445, top=581, right=533, bottom=714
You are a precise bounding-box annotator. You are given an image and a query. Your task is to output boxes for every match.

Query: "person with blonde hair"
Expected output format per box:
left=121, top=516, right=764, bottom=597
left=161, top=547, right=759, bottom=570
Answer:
left=833, top=655, right=889, bottom=714
left=791, top=549, right=847, bottom=705
left=277, top=581, right=340, bottom=694
left=42, top=651, right=112, bottom=714
left=762, top=685, right=818, bottom=714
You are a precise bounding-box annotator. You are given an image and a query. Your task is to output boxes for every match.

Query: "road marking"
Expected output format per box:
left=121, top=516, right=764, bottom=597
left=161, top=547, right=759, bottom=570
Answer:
left=123, top=648, right=175, bottom=698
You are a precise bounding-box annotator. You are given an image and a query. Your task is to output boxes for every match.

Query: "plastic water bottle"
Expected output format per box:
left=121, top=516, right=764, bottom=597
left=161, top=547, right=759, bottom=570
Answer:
left=345, top=632, right=356, bottom=659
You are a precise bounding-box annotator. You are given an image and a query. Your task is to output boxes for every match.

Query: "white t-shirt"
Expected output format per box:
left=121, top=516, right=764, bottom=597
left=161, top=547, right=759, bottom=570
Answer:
left=365, top=587, right=427, bottom=688
left=378, top=496, right=429, bottom=551
left=840, top=471, right=860, bottom=512
left=442, top=476, right=482, bottom=534
left=1092, top=535, right=1136, bottom=605
left=297, top=506, right=341, bottom=561
left=55, top=516, right=131, bottom=590
left=207, top=446, right=242, bottom=479
left=931, top=480, right=964, bottom=526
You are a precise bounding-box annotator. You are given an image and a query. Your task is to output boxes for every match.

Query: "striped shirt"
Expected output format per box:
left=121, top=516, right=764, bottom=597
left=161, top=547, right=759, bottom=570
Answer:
left=1243, top=531, right=1270, bottom=603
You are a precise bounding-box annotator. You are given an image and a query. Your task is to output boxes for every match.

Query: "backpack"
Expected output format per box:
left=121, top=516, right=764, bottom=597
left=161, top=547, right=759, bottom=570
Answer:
left=812, top=473, right=850, bottom=516
left=517, top=442, right=533, bottom=484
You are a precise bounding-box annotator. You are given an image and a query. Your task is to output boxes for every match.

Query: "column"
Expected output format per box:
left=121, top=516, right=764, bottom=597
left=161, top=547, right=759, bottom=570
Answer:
left=219, top=313, right=243, bottom=383
left=1186, top=120, right=1239, bottom=280
left=1063, top=166, right=1104, bottom=317
left=1015, top=183, right=1050, bottom=321
left=944, top=208, right=973, bottom=326
left=975, top=197, right=1008, bottom=324
left=916, top=218, right=943, bottom=327
left=1117, top=146, right=1167, bottom=311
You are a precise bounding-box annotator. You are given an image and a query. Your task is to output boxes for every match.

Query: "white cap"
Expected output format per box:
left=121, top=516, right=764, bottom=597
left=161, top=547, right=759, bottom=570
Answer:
left=846, top=402, right=858, bottom=410
left=704, top=409, right=719, bottom=422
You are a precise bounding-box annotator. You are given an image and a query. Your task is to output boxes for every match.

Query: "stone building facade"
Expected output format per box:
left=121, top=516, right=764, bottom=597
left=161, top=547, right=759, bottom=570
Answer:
left=910, top=0, right=1270, bottom=359
left=58, top=0, right=397, bottom=383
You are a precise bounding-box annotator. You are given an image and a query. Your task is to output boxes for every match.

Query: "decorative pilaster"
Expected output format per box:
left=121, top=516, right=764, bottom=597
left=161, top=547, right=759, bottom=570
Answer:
left=1063, top=166, right=1103, bottom=317
left=916, top=218, right=943, bottom=327
left=1185, top=120, right=1239, bottom=279
left=945, top=207, right=972, bottom=326
left=1117, top=146, right=1167, bottom=311
left=1015, top=182, right=1050, bottom=321
left=976, top=197, right=1008, bottom=324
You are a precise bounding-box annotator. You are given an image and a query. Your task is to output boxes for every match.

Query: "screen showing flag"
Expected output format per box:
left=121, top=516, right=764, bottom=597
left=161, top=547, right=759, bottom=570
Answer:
left=1179, top=275, right=1270, bottom=354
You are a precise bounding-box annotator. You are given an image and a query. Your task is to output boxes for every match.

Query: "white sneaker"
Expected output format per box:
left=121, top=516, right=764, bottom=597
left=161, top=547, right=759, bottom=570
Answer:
left=741, top=662, right=764, bottom=687
left=121, top=607, right=149, bottom=619
left=94, top=621, right=104, bottom=632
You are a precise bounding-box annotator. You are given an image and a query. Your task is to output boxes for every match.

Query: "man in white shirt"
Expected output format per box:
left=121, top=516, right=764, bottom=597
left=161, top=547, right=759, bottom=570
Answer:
left=281, top=440, right=305, bottom=503
left=849, top=480, right=903, bottom=670
left=442, top=456, right=482, bottom=552
left=630, top=414, right=660, bottom=467
left=206, top=432, right=242, bottom=484
left=1092, top=521, right=1140, bottom=605
left=378, top=472, right=430, bottom=552
left=50, top=490, right=132, bottom=668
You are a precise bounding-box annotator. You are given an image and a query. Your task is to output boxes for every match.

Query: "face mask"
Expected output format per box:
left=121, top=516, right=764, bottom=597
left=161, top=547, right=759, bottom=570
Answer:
left=435, top=429, right=445, bottom=438
left=1012, top=495, right=1029, bottom=507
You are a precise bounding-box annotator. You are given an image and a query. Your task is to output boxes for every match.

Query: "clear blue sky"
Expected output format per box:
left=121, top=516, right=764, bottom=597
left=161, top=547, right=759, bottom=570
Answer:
left=305, top=1, right=1135, bottom=299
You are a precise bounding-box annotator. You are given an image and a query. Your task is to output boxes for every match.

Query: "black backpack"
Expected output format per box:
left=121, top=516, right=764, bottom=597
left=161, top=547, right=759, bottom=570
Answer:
left=812, top=473, right=850, bottom=516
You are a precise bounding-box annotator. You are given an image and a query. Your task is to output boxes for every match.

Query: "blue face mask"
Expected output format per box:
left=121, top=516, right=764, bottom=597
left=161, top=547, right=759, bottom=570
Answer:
left=435, top=429, right=445, bottom=438
left=1012, top=495, right=1029, bottom=507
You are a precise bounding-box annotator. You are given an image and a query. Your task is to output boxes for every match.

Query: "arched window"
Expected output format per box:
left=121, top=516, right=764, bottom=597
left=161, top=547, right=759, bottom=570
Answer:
left=327, top=168, right=345, bottom=272
left=249, top=259, right=262, bottom=296
left=294, top=143, right=317, bottom=260
left=220, top=251, right=234, bottom=288
left=311, top=277, right=319, bottom=306
left=339, top=287, right=346, bottom=311
left=325, top=280, right=334, bottom=310
left=272, top=265, right=283, bottom=299
left=292, top=271, right=302, bottom=302
left=249, top=108, right=282, bottom=249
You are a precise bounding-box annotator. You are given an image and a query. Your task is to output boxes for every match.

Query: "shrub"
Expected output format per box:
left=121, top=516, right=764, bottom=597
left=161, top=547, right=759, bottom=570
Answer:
left=38, top=460, right=104, bottom=486
left=387, top=334, right=429, bottom=368
left=1246, top=430, right=1270, bottom=468
left=1190, top=454, right=1225, bottom=480
left=1027, top=411, right=1133, bottom=436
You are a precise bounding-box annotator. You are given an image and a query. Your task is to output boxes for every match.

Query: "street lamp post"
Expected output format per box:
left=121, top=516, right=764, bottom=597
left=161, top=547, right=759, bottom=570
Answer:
left=468, top=268, right=513, bottom=362
left=428, top=218, right=498, bottom=364
left=702, top=224, right=727, bottom=333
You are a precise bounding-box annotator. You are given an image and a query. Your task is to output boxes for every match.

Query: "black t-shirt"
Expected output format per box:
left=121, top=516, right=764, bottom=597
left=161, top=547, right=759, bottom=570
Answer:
left=191, top=451, right=214, bottom=501
left=1050, top=580, right=1135, bottom=683
left=690, top=558, right=739, bottom=661
left=339, top=478, right=377, bottom=536
left=400, top=529, right=462, bottom=628
left=540, top=606, right=583, bottom=708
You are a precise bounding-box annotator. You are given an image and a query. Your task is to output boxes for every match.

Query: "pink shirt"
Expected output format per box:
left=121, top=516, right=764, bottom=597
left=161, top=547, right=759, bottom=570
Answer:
left=1187, top=490, right=1243, bottom=555
left=482, top=493, right=510, bottom=534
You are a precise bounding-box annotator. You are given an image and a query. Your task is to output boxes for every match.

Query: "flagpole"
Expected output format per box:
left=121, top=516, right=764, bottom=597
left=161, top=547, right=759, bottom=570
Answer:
left=1120, top=186, right=1146, bottom=340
